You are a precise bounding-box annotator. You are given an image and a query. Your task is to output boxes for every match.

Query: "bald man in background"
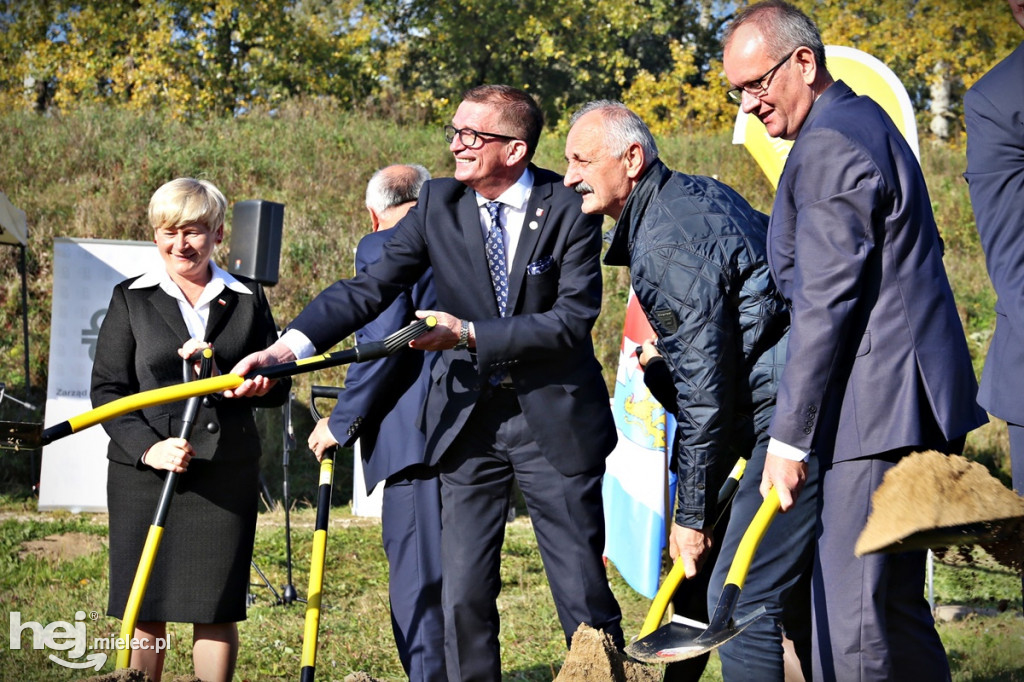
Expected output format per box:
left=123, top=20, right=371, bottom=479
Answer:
left=307, top=164, right=446, bottom=680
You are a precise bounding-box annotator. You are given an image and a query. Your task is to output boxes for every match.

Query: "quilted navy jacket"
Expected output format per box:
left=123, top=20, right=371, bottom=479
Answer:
left=605, top=159, right=789, bottom=528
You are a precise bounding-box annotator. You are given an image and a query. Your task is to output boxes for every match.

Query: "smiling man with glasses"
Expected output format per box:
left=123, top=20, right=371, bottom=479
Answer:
left=723, top=2, right=987, bottom=680
left=228, top=84, right=623, bottom=681
left=443, top=124, right=519, bottom=147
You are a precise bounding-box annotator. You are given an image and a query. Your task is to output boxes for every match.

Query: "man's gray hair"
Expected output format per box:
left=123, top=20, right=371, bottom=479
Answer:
left=365, top=164, right=432, bottom=214
left=722, top=0, right=826, bottom=71
left=569, top=100, right=659, bottom=162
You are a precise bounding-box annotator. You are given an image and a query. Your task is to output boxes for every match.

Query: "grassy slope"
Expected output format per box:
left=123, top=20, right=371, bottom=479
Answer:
left=0, top=102, right=1009, bottom=488
left=0, top=104, right=1020, bottom=679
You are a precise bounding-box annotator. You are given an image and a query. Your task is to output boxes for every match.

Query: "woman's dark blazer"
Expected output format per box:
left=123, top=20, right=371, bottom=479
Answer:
left=91, top=273, right=290, bottom=464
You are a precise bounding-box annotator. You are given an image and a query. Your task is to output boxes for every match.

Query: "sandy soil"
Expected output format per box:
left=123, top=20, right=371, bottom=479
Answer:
left=856, top=450, right=1024, bottom=573
left=19, top=531, right=105, bottom=561
left=554, top=624, right=662, bottom=682
left=79, top=670, right=200, bottom=682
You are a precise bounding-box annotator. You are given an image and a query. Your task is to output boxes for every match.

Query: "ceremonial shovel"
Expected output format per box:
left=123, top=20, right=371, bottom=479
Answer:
left=627, top=487, right=781, bottom=663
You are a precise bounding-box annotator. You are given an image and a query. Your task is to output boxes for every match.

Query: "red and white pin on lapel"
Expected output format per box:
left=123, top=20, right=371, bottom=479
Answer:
left=216, top=299, right=227, bottom=306
left=529, top=207, right=544, bottom=230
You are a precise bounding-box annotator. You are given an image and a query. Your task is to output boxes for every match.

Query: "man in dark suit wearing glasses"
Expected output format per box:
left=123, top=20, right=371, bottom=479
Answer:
left=230, top=84, right=623, bottom=681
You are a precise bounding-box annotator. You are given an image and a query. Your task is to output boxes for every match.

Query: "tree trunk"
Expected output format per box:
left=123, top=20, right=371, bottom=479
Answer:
left=929, top=60, right=951, bottom=140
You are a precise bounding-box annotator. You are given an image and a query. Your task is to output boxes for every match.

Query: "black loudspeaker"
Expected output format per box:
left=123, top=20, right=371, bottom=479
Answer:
left=228, top=199, right=284, bottom=286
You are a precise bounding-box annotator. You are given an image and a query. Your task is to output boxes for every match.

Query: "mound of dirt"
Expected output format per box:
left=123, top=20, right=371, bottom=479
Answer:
left=79, top=671, right=151, bottom=682
left=856, top=450, right=1024, bottom=572
left=980, top=521, right=1024, bottom=574
left=554, top=624, right=661, bottom=682
left=19, top=532, right=104, bottom=562
left=344, top=673, right=384, bottom=682
left=79, top=670, right=200, bottom=682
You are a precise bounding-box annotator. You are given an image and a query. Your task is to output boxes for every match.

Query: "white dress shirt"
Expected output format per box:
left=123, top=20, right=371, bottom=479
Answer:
left=130, top=261, right=252, bottom=340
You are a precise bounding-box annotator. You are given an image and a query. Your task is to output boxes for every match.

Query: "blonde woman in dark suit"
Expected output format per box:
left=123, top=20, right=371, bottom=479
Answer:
left=91, top=178, right=289, bottom=682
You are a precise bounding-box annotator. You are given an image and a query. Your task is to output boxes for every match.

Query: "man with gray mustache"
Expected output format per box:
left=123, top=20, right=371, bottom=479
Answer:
left=564, top=100, right=815, bottom=680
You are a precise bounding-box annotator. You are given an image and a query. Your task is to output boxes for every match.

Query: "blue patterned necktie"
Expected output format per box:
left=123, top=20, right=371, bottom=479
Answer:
left=484, top=201, right=508, bottom=317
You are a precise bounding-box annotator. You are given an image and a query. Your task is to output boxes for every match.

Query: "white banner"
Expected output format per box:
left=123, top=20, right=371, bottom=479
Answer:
left=38, top=238, right=162, bottom=512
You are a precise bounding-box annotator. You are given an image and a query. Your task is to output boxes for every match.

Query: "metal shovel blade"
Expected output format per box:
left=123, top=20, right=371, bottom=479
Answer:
left=626, top=605, right=767, bottom=663
left=0, top=421, right=43, bottom=450
left=627, top=488, right=781, bottom=665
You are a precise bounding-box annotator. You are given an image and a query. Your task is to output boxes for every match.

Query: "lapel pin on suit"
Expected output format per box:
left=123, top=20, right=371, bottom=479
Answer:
left=530, top=206, right=545, bottom=230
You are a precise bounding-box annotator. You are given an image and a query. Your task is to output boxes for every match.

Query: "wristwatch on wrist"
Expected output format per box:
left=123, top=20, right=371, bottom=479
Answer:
left=453, top=319, right=470, bottom=350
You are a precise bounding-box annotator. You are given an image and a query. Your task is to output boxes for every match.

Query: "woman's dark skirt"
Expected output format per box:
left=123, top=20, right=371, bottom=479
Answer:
left=106, top=456, right=258, bottom=624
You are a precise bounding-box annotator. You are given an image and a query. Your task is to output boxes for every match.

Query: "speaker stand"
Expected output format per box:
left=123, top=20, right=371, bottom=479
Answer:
left=249, top=394, right=304, bottom=607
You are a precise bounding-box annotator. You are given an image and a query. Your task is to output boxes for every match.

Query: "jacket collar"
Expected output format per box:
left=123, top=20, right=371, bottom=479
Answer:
left=800, top=80, right=853, bottom=134
left=603, top=158, right=671, bottom=267
left=507, top=165, right=554, bottom=312
left=459, top=164, right=554, bottom=316
left=132, top=262, right=250, bottom=342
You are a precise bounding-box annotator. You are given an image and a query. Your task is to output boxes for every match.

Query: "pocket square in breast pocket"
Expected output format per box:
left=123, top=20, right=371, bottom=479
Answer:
left=527, top=255, right=555, bottom=275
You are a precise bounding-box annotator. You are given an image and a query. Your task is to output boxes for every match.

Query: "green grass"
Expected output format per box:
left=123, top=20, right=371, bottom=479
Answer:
left=1, top=495, right=1022, bottom=681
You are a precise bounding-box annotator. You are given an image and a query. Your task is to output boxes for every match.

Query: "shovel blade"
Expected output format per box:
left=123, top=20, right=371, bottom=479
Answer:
left=859, top=520, right=1024, bottom=554
left=625, top=606, right=767, bottom=664
left=0, top=421, right=43, bottom=451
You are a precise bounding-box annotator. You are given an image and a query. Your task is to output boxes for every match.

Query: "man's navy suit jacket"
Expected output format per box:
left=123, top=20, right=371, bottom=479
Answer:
left=965, top=41, right=1024, bottom=426
left=328, top=228, right=438, bottom=493
left=290, top=166, right=616, bottom=476
left=767, top=81, right=987, bottom=462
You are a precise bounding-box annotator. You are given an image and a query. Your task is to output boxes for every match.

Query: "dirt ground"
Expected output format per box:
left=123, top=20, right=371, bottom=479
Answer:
left=23, top=453, right=1022, bottom=682
left=16, top=531, right=663, bottom=682
left=79, top=670, right=200, bottom=682
left=340, top=625, right=663, bottom=682
left=856, top=450, right=1024, bottom=573
left=18, top=531, right=105, bottom=561
left=344, top=673, right=382, bottom=682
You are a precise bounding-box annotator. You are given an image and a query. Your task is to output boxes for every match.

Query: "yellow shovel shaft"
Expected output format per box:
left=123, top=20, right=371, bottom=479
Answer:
left=723, top=487, right=780, bottom=589
left=638, top=457, right=749, bottom=637
left=47, top=317, right=437, bottom=447
left=640, top=558, right=687, bottom=637
left=301, top=454, right=335, bottom=672
left=301, top=529, right=328, bottom=668
left=116, top=525, right=164, bottom=668
left=68, top=374, right=244, bottom=435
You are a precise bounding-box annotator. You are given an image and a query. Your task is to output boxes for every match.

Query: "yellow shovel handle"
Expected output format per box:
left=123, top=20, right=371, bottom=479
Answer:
left=44, top=317, right=437, bottom=446
left=723, top=487, right=780, bottom=590
left=301, top=452, right=335, bottom=680
left=69, top=374, right=244, bottom=436
left=640, top=558, right=687, bottom=637
left=638, top=458, right=748, bottom=637
left=115, top=525, right=164, bottom=668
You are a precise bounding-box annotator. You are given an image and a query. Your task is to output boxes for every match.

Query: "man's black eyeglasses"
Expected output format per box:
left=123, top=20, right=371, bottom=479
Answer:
left=726, top=50, right=795, bottom=104
left=444, top=125, right=518, bottom=147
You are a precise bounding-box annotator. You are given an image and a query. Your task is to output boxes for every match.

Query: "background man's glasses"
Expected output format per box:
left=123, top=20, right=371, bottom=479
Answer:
left=444, top=125, right=518, bottom=147
left=727, top=50, right=795, bottom=104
